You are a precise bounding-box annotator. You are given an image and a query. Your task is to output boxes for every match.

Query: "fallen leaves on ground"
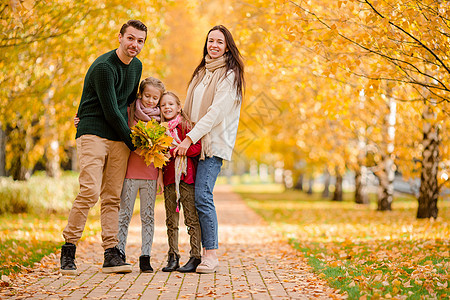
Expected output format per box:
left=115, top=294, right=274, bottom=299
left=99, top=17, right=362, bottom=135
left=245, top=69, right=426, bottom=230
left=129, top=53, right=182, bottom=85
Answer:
left=241, top=190, right=449, bottom=299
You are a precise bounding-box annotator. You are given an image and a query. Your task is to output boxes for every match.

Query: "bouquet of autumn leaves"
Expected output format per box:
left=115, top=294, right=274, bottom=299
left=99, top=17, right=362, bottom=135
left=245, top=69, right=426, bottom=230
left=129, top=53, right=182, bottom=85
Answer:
left=130, top=119, right=173, bottom=168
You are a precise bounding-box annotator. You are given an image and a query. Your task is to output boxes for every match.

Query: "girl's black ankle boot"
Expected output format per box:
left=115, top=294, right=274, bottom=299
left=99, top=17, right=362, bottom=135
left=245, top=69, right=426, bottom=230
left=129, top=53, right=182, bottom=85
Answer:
left=139, top=255, right=153, bottom=273
left=162, top=254, right=179, bottom=272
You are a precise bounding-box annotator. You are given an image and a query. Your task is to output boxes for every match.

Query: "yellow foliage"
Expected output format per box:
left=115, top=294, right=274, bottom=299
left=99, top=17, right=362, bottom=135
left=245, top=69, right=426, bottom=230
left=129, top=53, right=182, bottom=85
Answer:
left=130, top=120, right=173, bottom=168
left=1, top=0, right=168, bottom=177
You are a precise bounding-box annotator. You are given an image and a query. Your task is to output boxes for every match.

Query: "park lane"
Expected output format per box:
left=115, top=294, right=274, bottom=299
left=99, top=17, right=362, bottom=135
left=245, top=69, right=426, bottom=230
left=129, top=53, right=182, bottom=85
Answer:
left=1, top=185, right=342, bottom=299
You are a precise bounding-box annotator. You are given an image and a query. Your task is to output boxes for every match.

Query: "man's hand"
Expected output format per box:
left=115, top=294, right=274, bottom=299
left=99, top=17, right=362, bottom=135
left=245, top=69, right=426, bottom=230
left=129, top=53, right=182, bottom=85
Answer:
left=74, top=114, right=80, bottom=128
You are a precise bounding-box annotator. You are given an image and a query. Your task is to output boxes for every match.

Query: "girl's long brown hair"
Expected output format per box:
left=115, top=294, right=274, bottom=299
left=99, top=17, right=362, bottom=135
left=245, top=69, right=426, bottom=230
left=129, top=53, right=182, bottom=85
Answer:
left=160, top=91, right=193, bottom=135
left=189, top=25, right=245, bottom=101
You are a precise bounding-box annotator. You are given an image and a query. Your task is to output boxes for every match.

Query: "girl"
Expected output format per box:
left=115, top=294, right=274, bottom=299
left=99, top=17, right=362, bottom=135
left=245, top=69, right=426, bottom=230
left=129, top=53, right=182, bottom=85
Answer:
left=174, top=25, right=245, bottom=273
left=160, top=91, right=202, bottom=273
left=117, top=77, right=165, bottom=273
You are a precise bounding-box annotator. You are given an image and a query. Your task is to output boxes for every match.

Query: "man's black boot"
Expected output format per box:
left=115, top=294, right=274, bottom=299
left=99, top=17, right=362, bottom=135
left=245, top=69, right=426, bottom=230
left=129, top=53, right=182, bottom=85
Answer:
left=162, top=254, right=179, bottom=272
left=139, top=255, right=153, bottom=273
left=177, top=257, right=202, bottom=273
left=102, top=246, right=132, bottom=274
left=118, top=248, right=126, bottom=263
left=60, top=243, right=77, bottom=275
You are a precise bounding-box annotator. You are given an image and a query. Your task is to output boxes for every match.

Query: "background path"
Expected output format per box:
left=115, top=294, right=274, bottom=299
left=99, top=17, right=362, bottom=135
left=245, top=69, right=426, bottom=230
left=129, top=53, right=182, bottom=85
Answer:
left=1, top=185, right=342, bottom=299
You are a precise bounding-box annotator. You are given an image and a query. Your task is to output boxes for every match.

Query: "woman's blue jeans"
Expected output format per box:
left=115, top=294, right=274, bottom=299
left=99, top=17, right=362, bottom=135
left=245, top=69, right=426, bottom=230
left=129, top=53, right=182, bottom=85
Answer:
left=195, top=156, right=223, bottom=250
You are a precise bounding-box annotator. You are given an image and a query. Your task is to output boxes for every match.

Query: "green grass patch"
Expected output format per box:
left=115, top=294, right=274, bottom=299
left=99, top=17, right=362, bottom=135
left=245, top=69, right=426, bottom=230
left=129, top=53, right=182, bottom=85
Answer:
left=0, top=238, right=61, bottom=275
left=237, top=187, right=450, bottom=299
left=0, top=211, right=101, bottom=276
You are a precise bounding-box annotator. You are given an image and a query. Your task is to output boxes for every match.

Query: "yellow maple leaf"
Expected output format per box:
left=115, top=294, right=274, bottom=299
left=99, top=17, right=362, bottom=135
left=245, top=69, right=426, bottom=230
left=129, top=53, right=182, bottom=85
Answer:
left=153, top=152, right=170, bottom=168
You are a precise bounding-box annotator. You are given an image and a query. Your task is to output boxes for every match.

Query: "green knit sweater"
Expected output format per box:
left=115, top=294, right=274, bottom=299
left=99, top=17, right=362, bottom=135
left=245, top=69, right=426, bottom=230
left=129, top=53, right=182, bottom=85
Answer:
left=75, top=49, right=141, bottom=150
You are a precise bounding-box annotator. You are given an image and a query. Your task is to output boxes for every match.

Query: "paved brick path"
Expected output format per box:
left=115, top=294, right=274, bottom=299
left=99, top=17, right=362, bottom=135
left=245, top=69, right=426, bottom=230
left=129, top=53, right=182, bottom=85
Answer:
left=2, top=185, right=342, bottom=299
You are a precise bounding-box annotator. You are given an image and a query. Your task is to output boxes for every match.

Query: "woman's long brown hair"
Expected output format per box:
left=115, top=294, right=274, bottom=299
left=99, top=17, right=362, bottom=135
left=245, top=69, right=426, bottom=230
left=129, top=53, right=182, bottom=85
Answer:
left=189, top=25, right=245, bottom=101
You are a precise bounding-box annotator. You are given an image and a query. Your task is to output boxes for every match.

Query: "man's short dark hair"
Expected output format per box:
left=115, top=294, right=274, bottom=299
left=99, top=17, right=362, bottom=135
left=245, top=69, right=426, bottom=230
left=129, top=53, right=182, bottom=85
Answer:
left=120, top=20, right=147, bottom=40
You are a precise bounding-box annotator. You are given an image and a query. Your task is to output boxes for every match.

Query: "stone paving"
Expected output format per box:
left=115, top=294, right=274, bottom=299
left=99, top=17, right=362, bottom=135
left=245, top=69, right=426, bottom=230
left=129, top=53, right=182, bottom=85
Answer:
left=1, top=185, right=342, bottom=299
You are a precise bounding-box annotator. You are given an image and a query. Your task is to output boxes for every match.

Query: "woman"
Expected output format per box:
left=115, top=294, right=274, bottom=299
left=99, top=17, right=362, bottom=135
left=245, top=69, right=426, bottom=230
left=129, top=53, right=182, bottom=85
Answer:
left=174, top=25, right=245, bottom=273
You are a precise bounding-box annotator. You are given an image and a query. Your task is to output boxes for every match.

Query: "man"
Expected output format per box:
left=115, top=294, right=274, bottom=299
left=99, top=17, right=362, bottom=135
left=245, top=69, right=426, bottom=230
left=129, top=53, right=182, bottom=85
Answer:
left=60, top=20, right=147, bottom=275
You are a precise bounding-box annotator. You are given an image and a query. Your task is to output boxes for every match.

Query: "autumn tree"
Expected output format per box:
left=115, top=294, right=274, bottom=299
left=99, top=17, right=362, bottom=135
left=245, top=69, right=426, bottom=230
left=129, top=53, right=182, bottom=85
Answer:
left=212, top=0, right=449, bottom=220
left=1, top=0, right=167, bottom=180
left=159, top=0, right=210, bottom=99
left=282, top=0, right=449, bottom=217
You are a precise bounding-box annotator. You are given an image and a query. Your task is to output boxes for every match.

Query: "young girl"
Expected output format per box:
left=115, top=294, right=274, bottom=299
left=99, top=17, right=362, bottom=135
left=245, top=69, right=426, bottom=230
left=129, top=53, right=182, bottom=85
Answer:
left=117, top=77, right=165, bottom=273
left=159, top=91, right=202, bottom=273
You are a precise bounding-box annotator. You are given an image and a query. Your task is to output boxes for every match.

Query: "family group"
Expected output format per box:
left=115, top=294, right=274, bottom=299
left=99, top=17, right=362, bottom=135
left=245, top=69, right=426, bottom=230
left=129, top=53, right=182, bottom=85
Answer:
left=59, top=19, right=244, bottom=275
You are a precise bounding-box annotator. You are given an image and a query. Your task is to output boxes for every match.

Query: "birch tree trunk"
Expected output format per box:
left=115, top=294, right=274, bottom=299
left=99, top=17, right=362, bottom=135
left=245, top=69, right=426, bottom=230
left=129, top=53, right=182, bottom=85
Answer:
left=307, top=176, right=314, bottom=195
left=377, top=95, right=396, bottom=211
left=417, top=105, right=439, bottom=219
left=43, top=87, right=61, bottom=178
left=355, top=130, right=369, bottom=204
left=333, top=168, right=343, bottom=201
left=354, top=166, right=369, bottom=204
left=355, top=89, right=369, bottom=204
left=45, top=140, right=60, bottom=178
left=377, top=155, right=393, bottom=211
left=322, top=169, right=330, bottom=198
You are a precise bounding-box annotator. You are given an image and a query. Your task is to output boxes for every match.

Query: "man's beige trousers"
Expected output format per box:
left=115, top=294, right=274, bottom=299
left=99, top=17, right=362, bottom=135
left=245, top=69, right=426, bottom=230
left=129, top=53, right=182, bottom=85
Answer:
left=63, top=134, right=130, bottom=250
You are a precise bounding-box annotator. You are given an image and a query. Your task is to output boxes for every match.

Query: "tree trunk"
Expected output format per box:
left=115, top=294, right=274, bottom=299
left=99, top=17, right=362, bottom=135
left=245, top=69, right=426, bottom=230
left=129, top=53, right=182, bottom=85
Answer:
left=0, top=126, right=6, bottom=176
left=322, top=169, right=330, bottom=198
left=307, top=176, right=314, bottom=195
left=355, top=99, right=369, bottom=204
left=70, top=146, right=78, bottom=171
left=259, top=163, right=269, bottom=182
left=283, top=170, right=293, bottom=189
left=332, top=169, right=343, bottom=201
left=294, top=173, right=303, bottom=191
left=43, top=88, right=61, bottom=178
left=377, top=97, right=396, bottom=211
left=417, top=106, right=439, bottom=219
left=377, top=160, right=393, bottom=211
left=45, top=141, right=61, bottom=178
left=354, top=166, right=369, bottom=204
left=8, top=126, right=32, bottom=181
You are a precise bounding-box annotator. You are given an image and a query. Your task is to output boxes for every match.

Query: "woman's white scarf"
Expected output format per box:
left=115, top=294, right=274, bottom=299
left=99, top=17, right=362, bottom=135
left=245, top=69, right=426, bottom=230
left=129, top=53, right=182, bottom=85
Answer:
left=183, top=55, right=227, bottom=160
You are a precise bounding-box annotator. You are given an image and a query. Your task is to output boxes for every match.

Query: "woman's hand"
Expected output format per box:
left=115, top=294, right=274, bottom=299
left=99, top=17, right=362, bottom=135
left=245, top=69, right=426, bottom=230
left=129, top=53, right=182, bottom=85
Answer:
left=173, top=136, right=193, bottom=156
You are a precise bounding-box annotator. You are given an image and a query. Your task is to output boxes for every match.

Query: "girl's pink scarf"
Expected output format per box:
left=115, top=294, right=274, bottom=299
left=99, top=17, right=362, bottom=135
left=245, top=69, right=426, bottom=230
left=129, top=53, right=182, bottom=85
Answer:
left=135, top=98, right=161, bottom=122
left=167, top=114, right=182, bottom=143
